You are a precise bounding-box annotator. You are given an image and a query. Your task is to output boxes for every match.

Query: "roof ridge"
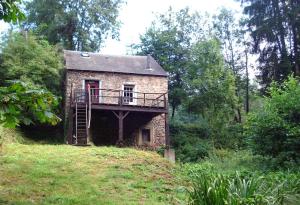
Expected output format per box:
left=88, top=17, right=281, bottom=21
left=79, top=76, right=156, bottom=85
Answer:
left=64, top=50, right=147, bottom=58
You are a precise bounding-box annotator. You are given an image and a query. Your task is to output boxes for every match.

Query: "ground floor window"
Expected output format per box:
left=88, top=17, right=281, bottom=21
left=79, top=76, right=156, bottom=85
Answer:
left=142, top=128, right=151, bottom=143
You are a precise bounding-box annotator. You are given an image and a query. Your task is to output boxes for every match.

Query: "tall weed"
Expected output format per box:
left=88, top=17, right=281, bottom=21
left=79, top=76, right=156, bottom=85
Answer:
left=188, top=172, right=300, bottom=205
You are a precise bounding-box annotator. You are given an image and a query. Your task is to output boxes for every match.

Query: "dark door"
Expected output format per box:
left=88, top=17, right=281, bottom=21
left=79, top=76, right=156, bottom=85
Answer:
left=85, top=80, right=99, bottom=103
left=142, top=128, right=151, bottom=144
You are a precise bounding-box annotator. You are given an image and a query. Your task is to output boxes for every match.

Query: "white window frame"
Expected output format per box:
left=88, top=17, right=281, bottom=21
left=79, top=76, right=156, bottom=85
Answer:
left=82, top=79, right=102, bottom=103
left=122, top=82, right=137, bottom=105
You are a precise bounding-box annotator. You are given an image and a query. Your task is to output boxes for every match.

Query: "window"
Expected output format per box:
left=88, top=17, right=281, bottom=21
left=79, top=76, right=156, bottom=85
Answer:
left=123, top=84, right=135, bottom=104
left=142, top=129, right=151, bottom=143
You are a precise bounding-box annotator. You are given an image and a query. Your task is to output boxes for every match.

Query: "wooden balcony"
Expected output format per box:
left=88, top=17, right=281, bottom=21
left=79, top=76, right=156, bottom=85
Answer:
left=71, top=88, right=168, bottom=113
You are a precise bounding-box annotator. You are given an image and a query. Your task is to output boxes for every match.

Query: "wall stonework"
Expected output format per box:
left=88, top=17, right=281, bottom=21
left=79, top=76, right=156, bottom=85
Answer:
left=65, top=70, right=168, bottom=147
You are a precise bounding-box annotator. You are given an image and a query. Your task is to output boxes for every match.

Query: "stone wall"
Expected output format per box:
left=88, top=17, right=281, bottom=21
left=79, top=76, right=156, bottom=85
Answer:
left=65, top=70, right=168, bottom=147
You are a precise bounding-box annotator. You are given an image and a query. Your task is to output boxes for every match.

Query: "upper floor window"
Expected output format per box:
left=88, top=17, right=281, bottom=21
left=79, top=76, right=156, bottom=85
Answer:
left=123, top=84, right=135, bottom=104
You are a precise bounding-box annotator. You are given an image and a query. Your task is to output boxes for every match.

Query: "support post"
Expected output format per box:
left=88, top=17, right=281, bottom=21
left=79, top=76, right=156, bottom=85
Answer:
left=118, top=111, right=124, bottom=142
left=112, top=110, right=129, bottom=145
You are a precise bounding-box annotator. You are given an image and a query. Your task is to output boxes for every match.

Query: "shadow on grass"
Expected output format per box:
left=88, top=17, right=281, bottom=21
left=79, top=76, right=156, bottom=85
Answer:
left=20, top=123, right=65, bottom=145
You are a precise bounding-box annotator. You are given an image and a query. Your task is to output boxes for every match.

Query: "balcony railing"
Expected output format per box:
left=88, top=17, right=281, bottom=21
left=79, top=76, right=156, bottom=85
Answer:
left=71, top=88, right=167, bottom=109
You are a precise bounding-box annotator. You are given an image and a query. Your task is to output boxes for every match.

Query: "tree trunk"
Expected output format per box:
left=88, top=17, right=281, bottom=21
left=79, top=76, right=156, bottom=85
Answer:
left=245, top=50, right=250, bottom=113
left=171, top=104, right=176, bottom=119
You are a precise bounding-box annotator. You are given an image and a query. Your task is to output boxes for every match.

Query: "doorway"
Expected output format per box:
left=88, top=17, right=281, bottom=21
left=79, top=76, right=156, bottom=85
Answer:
left=85, top=80, right=100, bottom=103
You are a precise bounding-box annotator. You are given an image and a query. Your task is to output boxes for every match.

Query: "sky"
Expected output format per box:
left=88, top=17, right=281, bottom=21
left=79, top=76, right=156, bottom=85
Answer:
left=100, top=0, right=242, bottom=55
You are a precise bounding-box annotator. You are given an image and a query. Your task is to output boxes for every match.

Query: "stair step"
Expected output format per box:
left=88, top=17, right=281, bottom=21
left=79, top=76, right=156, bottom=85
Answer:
left=77, top=136, right=87, bottom=138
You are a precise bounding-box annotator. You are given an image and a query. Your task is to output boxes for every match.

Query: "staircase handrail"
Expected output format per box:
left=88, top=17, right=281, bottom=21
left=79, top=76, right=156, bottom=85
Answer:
left=88, top=84, right=92, bottom=128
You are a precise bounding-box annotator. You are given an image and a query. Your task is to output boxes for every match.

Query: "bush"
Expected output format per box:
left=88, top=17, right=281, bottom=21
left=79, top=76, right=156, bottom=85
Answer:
left=245, top=76, right=300, bottom=167
left=170, top=122, right=212, bottom=162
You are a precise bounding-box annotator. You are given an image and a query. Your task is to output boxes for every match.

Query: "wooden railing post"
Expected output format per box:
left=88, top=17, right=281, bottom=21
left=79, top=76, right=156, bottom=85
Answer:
left=75, top=103, right=78, bottom=144
left=119, top=90, right=123, bottom=106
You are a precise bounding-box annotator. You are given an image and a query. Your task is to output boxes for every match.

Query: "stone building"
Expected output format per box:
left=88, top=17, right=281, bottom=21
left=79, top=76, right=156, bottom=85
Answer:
left=64, top=50, right=169, bottom=148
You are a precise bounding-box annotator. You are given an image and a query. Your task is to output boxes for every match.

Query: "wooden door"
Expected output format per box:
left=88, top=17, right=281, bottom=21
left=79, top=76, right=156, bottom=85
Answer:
left=85, top=80, right=99, bottom=103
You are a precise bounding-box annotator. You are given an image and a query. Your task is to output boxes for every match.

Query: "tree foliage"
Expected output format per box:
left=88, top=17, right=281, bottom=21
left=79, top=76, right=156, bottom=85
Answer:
left=213, top=8, right=253, bottom=119
left=24, top=0, right=123, bottom=51
left=245, top=76, right=300, bottom=166
left=133, top=7, right=203, bottom=117
left=186, top=39, right=239, bottom=147
left=0, top=0, right=25, bottom=23
left=0, top=81, right=60, bottom=128
left=0, top=32, right=63, bottom=96
left=241, top=0, right=300, bottom=88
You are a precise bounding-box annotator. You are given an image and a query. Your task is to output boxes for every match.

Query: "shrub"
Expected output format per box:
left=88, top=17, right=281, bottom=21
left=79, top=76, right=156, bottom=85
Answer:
left=170, top=122, right=212, bottom=162
left=245, top=76, right=300, bottom=167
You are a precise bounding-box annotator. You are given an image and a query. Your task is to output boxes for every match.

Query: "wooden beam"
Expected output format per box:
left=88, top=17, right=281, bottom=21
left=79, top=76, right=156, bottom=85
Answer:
left=118, top=111, right=124, bottom=142
left=123, top=111, right=130, bottom=119
left=112, top=111, right=119, bottom=119
left=87, top=104, right=168, bottom=113
left=112, top=110, right=130, bottom=144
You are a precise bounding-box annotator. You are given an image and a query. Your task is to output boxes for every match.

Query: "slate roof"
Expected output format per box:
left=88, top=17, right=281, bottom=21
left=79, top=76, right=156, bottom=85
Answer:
left=64, top=50, right=167, bottom=77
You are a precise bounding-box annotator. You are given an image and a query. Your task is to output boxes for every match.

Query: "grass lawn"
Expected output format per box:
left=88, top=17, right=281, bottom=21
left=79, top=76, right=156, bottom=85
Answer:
left=0, top=144, right=186, bottom=205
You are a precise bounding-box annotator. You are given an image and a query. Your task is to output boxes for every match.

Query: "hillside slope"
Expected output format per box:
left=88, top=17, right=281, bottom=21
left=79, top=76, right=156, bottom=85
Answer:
left=0, top=144, right=186, bottom=205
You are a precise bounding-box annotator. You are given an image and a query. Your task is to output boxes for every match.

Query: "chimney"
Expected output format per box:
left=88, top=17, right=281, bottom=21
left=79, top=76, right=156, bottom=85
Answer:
left=146, top=54, right=151, bottom=69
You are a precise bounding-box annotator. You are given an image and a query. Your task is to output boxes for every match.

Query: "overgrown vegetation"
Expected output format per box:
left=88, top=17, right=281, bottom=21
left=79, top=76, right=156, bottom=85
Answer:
left=0, top=81, right=60, bottom=128
left=246, top=76, right=300, bottom=167
left=181, top=150, right=300, bottom=205
left=188, top=171, right=300, bottom=205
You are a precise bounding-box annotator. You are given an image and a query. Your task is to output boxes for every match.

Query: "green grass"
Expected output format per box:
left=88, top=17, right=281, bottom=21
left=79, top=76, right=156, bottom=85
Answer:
left=0, top=144, right=186, bottom=205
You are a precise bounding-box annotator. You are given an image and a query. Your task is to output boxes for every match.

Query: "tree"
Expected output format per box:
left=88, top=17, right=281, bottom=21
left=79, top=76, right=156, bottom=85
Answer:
left=0, top=32, right=63, bottom=96
left=213, top=8, right=247, bottom=121
left=0, top=0, right=25, bottom=23
left=185, top=39, right=238, bottom=147
left=245, top=76, right=300, bottom=166
left=241, top=0, right=300, bottom=89
left=133, top=7, right=203, bottom=117
left=0, top=81, right=60, bottom=128
left=24, top=0, right=123, bottom=51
